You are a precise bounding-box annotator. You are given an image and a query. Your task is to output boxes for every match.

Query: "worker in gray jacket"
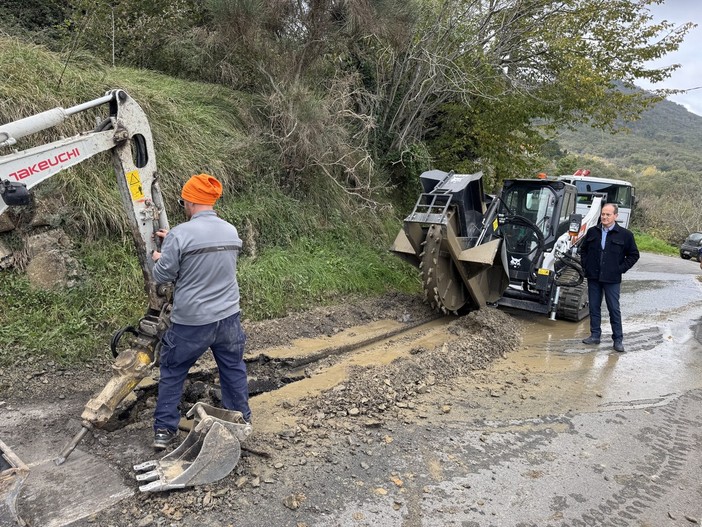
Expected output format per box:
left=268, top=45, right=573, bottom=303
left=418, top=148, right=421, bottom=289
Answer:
left=150, top=173, right=250, bottom=450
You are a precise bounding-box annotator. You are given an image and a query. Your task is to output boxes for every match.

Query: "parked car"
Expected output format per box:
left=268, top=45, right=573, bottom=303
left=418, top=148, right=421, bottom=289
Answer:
left=679, top=232, right=702, bottom=260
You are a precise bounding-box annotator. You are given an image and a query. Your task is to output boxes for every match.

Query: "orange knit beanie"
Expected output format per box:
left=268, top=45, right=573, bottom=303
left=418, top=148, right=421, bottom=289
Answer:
left=181, top=173, right=222, bottom=205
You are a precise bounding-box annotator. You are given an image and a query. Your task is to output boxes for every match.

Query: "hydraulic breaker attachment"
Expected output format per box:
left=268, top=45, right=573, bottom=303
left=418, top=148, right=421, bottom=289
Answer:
left=0, top=439, right=29, bottom=527
left=133, top=403, right=252, bottom=493
left=55, top=300, right=171, bottom=466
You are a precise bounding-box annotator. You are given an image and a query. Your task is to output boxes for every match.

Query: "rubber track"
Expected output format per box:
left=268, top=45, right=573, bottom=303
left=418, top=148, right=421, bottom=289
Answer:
left=557, top=268, right=588, bottom=321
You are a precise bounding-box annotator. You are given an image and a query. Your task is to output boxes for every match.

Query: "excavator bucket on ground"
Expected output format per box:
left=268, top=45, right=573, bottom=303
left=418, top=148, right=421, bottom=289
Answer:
left=133, top=403, right=252, bottom=493
left=0, top=439, right=28, bottom=527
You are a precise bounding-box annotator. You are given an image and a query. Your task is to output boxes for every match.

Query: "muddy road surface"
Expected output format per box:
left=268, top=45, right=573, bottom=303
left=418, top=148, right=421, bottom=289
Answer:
left=1, top=252, right=701, bottom=527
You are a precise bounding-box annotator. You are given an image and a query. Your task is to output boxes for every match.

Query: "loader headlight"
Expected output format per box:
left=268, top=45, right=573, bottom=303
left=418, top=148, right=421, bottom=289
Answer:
left=568, top=213, right=583, bottom=236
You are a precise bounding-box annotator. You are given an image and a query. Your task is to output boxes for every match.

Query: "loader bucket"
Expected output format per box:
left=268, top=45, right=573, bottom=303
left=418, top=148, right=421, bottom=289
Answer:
left=133, top=402, right=252, bottom=493
left=0, top=439, right=29, bottom=526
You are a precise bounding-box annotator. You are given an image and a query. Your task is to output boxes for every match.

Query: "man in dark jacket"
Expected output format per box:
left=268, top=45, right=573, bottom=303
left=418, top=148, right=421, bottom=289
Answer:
left=579, top=203, right=640, bottom=352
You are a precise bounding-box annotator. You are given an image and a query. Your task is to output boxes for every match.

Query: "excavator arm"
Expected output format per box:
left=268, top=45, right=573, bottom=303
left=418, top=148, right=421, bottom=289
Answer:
left=0, top=89, right=171, bottom=465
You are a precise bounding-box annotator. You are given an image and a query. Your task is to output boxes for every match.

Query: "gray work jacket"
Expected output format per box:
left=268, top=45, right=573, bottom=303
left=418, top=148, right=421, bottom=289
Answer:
left=153, top=210, right=242, bottom=325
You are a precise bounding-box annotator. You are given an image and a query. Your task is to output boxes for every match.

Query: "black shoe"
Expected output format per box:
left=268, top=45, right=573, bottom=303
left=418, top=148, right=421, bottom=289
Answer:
left=582, top=336, right=600, bottom=345
left=613, top=341, right=625, bottom=353
left=153, top=428, right=178, bottom=450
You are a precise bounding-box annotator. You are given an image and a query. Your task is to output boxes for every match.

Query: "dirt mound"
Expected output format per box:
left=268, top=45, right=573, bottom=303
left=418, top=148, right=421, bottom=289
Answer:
left=295, top=307, right=520, bottom=426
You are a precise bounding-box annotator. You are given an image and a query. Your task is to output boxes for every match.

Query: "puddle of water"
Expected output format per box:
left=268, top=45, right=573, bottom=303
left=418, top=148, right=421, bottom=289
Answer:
left=489, top=315, right=702, bottom=416
left=246, top=320, right=405, bottom=360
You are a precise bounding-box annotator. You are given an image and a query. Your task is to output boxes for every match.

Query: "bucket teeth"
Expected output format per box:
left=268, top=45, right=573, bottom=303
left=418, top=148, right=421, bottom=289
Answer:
left=139, top=481, right=162, bottom=493
left=138, top=480, right=186, bottom=493
left=133, top=460, right=158, bottom=471
left=135, top=469, right=160, bottom=482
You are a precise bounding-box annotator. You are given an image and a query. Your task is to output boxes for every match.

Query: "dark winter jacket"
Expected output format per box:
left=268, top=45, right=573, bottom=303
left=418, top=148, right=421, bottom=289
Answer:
left=579, top=223, right=640, bottom=284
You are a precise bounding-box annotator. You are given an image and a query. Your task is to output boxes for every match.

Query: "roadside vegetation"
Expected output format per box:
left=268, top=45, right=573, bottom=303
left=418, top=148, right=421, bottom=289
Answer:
left=633, top=232, right=678, bottom=257
left=554, top=98, right=702, bottom=244
left=0, top=37, right=419, bottom=364
left=0, top=1, right=698, bottom=364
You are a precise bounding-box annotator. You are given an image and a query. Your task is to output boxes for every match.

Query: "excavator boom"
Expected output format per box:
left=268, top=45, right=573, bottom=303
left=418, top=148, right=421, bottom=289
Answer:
left=0, top=91, right=173, bottom=524
left=1, top=91, right=173, bottom=465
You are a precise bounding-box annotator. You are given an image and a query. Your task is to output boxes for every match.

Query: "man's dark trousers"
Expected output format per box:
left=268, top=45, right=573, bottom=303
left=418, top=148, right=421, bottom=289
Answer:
left=154, top=312, right=250, bottom=432
left=587, top=279, right=622, bottom=342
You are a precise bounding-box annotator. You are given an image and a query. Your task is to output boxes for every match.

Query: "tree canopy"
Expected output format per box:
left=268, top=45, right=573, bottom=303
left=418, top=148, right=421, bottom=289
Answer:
left=3, top=0, right=695, bottom=194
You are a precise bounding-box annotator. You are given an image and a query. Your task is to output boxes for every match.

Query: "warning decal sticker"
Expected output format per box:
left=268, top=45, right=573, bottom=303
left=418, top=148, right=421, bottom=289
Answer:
left=126, top=170, right=144, bottom=201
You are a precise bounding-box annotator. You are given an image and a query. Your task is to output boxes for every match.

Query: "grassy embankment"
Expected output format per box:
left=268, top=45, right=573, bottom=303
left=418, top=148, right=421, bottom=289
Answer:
left=0, top=37, right=418, bottom=365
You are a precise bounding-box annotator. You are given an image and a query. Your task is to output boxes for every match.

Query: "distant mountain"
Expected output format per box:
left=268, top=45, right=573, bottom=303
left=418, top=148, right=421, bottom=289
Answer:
left=556, top=96, right=702, bottom=174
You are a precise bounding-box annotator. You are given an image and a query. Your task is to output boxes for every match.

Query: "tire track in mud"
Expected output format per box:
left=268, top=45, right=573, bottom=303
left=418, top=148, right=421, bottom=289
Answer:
left=566, top=391, right=702, bottom=527
left=618, top=326, right=662, bottom=353
left=557, top=326, right=662, bottom=355
left=396, top=390, right=702, bottom=527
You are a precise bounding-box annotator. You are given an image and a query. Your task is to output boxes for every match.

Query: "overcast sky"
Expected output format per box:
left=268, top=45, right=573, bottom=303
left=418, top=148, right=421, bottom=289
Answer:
left=637, top=0, right=702, bottom=116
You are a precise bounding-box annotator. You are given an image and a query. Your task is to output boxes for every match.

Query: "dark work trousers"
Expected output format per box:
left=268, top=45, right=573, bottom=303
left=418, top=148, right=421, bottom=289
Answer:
left=587, top=280, right=622, bottom=342
left=154, top=312, right=250, bottom=432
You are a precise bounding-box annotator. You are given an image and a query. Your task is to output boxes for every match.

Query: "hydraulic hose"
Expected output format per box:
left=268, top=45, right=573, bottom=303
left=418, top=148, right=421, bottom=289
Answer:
left=554, top=251, right=584, bottom=287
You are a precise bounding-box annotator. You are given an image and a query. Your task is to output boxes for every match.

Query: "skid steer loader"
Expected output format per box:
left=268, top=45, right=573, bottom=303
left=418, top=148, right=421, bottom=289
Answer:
left=390, top=170, right=603, bottom=321
left=0, top=90, right=247, bottom=524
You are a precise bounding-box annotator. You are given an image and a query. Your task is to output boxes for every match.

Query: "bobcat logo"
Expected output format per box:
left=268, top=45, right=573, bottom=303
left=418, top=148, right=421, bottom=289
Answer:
left=510, top=256, right=522, bottom=268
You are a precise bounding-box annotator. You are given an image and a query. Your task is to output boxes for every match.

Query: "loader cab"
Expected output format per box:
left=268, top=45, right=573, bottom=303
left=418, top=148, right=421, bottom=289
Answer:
left=498, top=179, right=577, bottom=281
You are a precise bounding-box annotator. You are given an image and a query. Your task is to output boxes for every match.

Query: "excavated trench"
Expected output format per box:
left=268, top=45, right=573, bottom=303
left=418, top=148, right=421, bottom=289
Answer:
left=2, top=304, right=522, bottom=527
left=105, top=314, right=449, bottom=434
left=3, top=257, right=701, bottom=527
left=2, top=312, right=466, bottom=527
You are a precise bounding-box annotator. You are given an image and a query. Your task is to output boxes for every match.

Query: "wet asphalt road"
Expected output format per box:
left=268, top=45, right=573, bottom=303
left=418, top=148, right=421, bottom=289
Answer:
left=248, top=252, right=702, bottom=527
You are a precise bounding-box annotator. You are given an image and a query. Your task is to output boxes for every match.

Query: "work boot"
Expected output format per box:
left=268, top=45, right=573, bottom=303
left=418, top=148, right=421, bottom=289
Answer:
left=613, top=341, right=625, bottom=353
left=582, top=335, right=600, bottom=345
left=153, top=428, right=178, bottom=450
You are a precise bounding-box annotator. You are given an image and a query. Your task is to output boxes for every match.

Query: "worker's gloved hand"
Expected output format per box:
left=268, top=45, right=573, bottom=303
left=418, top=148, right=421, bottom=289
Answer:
left=152, top=250, right=161, bottom=262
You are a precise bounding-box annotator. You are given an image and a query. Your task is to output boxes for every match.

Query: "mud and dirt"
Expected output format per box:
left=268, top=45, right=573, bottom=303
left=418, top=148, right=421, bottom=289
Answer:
left=4, top=253, right=702, bottom=527
left=0, top=292, right=522, bottom=527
